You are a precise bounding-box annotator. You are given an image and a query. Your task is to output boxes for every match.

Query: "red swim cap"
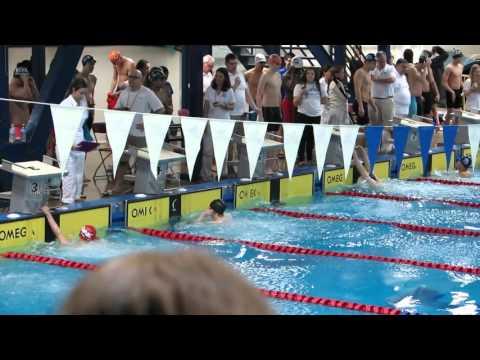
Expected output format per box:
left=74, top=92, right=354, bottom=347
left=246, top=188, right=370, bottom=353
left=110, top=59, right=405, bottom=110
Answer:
left=79, top=225, right=98, bottom=242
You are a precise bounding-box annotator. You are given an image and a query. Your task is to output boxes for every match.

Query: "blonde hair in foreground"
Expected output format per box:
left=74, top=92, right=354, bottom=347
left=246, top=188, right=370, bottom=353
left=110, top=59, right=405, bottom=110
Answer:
left=60, top=250, right=274, bottom=315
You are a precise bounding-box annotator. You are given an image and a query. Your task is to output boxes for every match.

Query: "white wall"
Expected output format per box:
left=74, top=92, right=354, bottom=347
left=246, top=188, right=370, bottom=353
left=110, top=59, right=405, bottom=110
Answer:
left=8, top=46, right=182, bottom=122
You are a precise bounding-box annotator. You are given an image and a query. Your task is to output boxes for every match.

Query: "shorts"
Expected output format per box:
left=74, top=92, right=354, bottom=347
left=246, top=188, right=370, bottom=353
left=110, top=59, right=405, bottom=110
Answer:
left=263, top=107, right=282, bottom=132
left=281, top=98, right=296, bottom=123
left=422, top=92, right=434, bottom=115
left=446, top=88, right=464, bottom=109
left=353, top=100, right=369, bottom=125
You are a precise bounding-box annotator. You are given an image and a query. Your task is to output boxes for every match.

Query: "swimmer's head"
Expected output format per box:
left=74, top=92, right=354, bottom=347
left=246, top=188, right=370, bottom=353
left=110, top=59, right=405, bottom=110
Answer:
left=209, top=199, right=226, bottom=216
left=108, top=50, right=121, bottom=65
left=79, top=225, right=98, bottom=242
left=457, top=155, right=472, bottom=171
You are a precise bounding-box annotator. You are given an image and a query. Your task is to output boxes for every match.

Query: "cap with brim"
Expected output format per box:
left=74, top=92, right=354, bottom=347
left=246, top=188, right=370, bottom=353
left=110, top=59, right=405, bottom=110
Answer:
left=255, top=53, right=266, bottom=64
left=452, top=51, right=464, bottom=59
left=82, top=55, right=96, bottom=65
left=292, top=56, right=303, bottom=69
left=14, top=67, right=30, bottom=77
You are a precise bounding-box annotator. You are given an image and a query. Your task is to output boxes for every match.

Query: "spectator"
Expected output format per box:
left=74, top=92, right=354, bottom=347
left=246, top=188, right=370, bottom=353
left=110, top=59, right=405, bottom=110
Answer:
left=293, top=68, right=322, bottom=166
left=136, top=59, right=151, bottom=82
left=59, top=78, right=90, bottom=205
left=348, top=46, right=364, bottom=97
left=160, top=65, right=175, bottom=105
left=107, top=50, right=136, bottom=109
left=59, top=251, right=274, bottom=315
left=431, top=46, right=449, bottom=107
left=353, top=53, right=377, bottom=125
left=403, top=48, right=423, bottom=117
left=111, top=69, right=164, bottom=195
left=279, top=51, right=295, bottom=78
left=442, top=49, right=464, bottom=124
left=145, top=67, right=173, bottom=115
left=245, top=53, right=267, bottom=105
left=225, top=53, right=256, bottom=177
left=319, top=65, right=331, bottom=122
left=281, top=56, right=304, bottom=123
left=76, top=55, right=97, bottom=133
left=325, top=65, right=350, bottom=125
left=416, top=55, right=439, bottom=117
left=393, top=58, right=411, bottom=118
left=370, top=51, right=396, bottom=126
left=464, top=64, right=480, bottom=112
left=257, top=54, right=283, bottom=128
left=9, top=62, right=40, bottom=127
left=202, top=67, right=235, bottom=181
left=203, top=55, right=215, bottom=94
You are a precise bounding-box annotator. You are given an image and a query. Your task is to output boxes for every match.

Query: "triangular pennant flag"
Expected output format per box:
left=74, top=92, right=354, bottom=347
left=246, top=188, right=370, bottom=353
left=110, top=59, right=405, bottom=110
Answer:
left=143, top=114, right=173, bottom=179
left=468, top=124, right=480, bottom=172
left=393, top=126, right=410, bottom=174
left=418, top=126, right=434, bottom=175
left=50, top=104, right=86, bottom=173
left=243, top=121, right=268, bottom=179
left=312, top=125, right=333, bottom=180
left=104, top=110, right=136, bottom=178
left=181, top=116, right=208, bottom=180
left=282, top=123, right=305, bottom=178
left=209, top=119, right=236, bottom=181
left=442, top=125, right=458, bottom=170
left=339, top=126, right=360, bottom=179
left=365, top=126, right=383, bottom=175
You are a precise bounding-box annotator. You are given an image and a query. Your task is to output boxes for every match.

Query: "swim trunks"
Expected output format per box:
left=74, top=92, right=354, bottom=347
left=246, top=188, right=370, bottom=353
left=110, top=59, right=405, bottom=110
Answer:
left=446, top=88, right=463, bottom=109
left=263, top=106, right=282, bottom=132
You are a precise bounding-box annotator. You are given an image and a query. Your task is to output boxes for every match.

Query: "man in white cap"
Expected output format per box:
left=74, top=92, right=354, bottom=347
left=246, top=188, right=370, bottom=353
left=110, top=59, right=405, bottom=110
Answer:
left=203, top=55, right=215, bottom=94
left=245, top=53, right=267, bottom=104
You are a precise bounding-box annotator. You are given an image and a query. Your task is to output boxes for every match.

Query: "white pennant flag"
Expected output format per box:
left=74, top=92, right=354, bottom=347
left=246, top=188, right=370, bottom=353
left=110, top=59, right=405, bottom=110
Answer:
left=181, top=116, right=208, bottom=180
left=468, top=124, right=480, bottom=172
left=50, top=104, right=86, bottom=173
left=104, top=110, right=136, bottom=178
left=243, top=121, right=268, bottom=179
left=209, top=119, right=236, bottom=181
left=312, top=125, right=333, bottom=180
left=339, top=126, right=360, bottom=179
left=143, top=114, right=173, bottom=179
left=282, top=123, right=305, bottom=178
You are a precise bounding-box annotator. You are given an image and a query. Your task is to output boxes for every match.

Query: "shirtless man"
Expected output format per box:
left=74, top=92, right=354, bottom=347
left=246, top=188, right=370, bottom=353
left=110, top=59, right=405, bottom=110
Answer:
left=107, top=50, right=136, bottom=108
left=245, top=53, right=267, bottom=104
left=353, top=53, right=377, bottom=125
left=76, top=55, right=97, bottom=131
left=416, top=55, right=439, bottom=117
left=442, top=50, right=464, bottom=124
left=9, top=63, right=40, bottom=127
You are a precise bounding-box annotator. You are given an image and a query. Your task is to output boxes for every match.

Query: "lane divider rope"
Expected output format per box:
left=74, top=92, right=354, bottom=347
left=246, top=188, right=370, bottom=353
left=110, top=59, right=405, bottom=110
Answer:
left=0, top=250, right=402, bottom=315
left=326, top=190, right=480, bottom=209
left=129, top=228, right=480, bottom=276
left=413, top=178, right=480, bottom=187
left=251, top=207, right=480, bottom=238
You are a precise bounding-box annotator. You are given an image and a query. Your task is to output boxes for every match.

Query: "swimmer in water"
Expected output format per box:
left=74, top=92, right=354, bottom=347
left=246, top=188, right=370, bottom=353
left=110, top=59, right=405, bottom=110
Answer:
left=40, top=206, right=98, bottom=245
left=197, top=199, right=231, bottom=224
left=352, top=145, right=381, bottom=188
left=455, top=155, right=472, bottom=178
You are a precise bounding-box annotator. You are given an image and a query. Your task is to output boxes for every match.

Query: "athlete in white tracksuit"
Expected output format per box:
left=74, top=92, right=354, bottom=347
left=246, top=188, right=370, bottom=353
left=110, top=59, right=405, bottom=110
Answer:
left=59, top=80, right=89, bottom=204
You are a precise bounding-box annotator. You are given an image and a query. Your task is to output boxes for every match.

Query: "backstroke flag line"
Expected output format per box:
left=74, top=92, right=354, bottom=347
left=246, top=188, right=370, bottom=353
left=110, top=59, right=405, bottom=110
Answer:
left=243, top=121, right=268, bottom=179
left=468, top=124, right=480, bottom=172
left=209, top=119, right=236, bottom=181
left=282, top=123, right=305, bottom=178
left=312, top=125, right=333, bottom=180
left=143, top=114, right=173, bottom=179
left=339, top=126, right=360, bottom=179
left=181, top=116, right=208, bottom=180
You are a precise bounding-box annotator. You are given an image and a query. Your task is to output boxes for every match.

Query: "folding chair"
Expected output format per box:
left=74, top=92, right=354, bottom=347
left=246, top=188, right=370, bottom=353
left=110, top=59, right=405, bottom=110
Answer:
left=91, top=122, right=114, bottom=194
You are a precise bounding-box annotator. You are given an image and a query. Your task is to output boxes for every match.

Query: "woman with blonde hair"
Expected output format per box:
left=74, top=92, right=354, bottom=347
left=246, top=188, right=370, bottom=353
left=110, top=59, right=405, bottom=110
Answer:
left=464, top=64, right=480, bottom=112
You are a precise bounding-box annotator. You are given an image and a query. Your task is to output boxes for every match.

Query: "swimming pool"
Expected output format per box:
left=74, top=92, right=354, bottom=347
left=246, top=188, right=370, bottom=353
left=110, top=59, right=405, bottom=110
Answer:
left=1, top=175, right=479, bottom=315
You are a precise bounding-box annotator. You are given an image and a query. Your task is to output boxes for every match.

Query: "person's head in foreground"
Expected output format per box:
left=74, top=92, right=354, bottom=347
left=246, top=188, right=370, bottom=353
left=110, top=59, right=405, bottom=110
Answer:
left=209, top=199, right=226, bottom=218
left=59, top=251, right=274, bottom=315
left=456, top=155, right=472, bottom=177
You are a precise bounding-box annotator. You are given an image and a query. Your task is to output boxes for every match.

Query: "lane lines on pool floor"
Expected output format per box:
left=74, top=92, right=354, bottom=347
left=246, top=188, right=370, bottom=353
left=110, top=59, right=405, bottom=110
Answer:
left=0, top=251, right=402, bottom=315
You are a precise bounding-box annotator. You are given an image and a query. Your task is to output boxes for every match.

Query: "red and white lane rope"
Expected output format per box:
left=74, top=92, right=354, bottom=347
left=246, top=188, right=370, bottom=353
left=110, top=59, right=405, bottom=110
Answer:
left=251, top=207, right=480, bottom=238
left=413, top=178, right=480, bottom=187
left=326, top=190, right=480, bottom=209
left=0, top=251, right=403, bottom=315
left=130, top=228, right=480, bottom=276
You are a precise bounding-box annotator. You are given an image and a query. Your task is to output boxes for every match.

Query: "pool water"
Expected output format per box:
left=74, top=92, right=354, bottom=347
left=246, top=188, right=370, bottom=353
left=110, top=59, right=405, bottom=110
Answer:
left=1, top=175, right=480, bottom=315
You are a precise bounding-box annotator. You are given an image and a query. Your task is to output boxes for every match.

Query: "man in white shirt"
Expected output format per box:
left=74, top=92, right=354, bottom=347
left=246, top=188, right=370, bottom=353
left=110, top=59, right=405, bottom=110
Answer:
left=370, top=51, right=396, bottom=126
left=203, top=55, right=215, bottom=94
left=225, top=53, right=256, bottom=177
left=111, top=69, right=164, bottom=195
left=393, top=58, right=411, bottom=118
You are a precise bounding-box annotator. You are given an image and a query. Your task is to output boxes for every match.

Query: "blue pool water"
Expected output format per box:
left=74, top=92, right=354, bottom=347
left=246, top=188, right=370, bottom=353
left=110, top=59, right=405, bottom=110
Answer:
left=1, top=176, right=480, bottom=315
